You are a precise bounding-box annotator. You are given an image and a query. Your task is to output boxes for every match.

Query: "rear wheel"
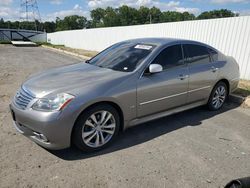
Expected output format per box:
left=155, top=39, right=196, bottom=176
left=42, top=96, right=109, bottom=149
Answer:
left=72, top=104, right=120, bottom=152
left=207, top=81, right=228, bottom=111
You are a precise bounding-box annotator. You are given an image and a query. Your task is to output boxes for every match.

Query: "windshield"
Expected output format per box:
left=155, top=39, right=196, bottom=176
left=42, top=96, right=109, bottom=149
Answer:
left=88, top=42, right=155, bottom=72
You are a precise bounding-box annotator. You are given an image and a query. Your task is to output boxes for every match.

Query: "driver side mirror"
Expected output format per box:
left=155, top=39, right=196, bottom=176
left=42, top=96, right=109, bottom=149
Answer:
left=149, top=64, right=163, bottom=74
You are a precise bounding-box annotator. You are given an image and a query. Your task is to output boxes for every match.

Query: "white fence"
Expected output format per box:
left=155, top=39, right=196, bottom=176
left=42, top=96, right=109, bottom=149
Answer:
left=48, top=16, right=250, bottom=80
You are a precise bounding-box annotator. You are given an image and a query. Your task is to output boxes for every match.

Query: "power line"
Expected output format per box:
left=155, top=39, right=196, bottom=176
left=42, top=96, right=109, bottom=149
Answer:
left=19, top=0, right=41, bottom=31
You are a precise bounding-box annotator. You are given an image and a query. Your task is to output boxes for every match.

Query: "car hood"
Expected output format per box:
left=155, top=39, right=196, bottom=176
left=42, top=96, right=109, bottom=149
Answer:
left=23, top=63, right=126, bottom=97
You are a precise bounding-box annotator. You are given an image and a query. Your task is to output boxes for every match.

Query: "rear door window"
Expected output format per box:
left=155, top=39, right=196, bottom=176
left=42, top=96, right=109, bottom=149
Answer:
left=183, top=44, right=210, bottom=64
left=207, top=48, right=218, bottom=62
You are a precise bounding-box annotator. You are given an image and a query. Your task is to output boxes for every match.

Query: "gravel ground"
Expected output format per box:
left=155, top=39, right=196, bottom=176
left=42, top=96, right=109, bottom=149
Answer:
left=0, top=45, right=250, bottom=188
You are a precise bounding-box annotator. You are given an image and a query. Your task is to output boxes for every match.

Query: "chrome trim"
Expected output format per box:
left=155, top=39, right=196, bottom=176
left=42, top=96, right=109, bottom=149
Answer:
left=188, top=86, right=211, bottom=93
left=14, top=86, right=35, bottom=110
left=19, top=90, right=33, bottom=100
left=130, top=100, right=206, bottom=126
left=140, top=91, right=188, bottom=105
left=22, top=85, right=36, bottom=97
left=13, top=121, right=24, bottom=134
left=139, top=86, right=211, bottom=106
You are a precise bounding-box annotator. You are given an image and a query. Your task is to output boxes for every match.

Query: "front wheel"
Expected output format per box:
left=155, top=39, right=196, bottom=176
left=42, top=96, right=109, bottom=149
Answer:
left=72, top=104, right=120, bottom=152
left=207, top=81, right=228, bottom=111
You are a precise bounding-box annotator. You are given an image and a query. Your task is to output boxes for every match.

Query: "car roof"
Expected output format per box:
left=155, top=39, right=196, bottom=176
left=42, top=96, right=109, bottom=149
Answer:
left=124, top=37, right=215, bottom=50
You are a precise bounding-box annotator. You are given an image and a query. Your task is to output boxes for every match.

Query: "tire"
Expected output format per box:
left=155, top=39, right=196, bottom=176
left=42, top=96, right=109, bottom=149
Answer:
left=207, top=81, right=228, bottom=111
left=72, top=104, right=120, bottom=152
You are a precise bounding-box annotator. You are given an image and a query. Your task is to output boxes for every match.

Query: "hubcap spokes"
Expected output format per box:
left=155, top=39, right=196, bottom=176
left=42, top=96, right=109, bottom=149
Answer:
left=212, top=86, right=226, bottom=109
left=82, top=111, right=116, bottom=148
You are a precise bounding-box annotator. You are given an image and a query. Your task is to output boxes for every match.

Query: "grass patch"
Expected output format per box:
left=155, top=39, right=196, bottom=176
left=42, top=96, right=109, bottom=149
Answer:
left=234, top=80, right=250, bottom=97
left=37, top=42, right=65, bottom=48
left=41, top=43, right=98, bottom=58
left=0, top=41, right=11, bottom=44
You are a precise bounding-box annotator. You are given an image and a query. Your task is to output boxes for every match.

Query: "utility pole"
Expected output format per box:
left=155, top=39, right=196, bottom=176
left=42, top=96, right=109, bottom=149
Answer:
left=19, top=0, right=41, bottom=31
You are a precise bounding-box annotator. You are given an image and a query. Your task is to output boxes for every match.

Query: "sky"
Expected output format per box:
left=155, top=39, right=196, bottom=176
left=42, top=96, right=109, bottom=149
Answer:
left=0, top=0, right=250, bottom=21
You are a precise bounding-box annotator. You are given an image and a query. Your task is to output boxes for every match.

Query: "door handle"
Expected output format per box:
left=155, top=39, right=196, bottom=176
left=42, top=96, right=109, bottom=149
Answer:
left=211, top=66, right=219, bottom=73
left=178, top=74, right=189, bottom=80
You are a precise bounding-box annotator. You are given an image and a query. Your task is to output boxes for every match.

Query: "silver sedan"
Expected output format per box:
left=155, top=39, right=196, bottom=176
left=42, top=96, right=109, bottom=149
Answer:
left=10, top=38, right=240, bottom=151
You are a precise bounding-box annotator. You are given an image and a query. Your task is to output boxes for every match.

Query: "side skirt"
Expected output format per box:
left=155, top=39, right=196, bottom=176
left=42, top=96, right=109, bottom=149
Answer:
left=127, top=100, right=206, bottom=128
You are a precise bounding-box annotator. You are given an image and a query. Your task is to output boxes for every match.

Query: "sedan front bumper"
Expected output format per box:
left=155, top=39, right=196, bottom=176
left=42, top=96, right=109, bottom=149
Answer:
left=10, top=102, right=75, bottom=150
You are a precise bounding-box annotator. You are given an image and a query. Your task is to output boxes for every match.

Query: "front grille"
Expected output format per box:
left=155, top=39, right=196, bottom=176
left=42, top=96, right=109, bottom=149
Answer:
left=15, top=86, right=35, bottom=109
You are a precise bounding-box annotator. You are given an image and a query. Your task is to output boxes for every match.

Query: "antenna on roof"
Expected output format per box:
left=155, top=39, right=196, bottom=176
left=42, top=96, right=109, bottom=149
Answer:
left=19, top=0, right=42, bottom=31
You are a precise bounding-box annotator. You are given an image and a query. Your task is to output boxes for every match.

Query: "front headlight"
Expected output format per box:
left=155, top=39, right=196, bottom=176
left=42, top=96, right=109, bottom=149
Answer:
left=32, top=93, right=75, bottom=112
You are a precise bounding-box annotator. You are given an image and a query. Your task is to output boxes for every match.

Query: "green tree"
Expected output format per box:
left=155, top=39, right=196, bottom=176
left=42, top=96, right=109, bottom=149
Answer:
left=103, top=7, right=120, bottom=27
left=137, top=6, right=151, bottom=24
left=44, top=21, right=56, bottom=33
left=55, top=15, right=88, bottom=31
left=149, top=7, right=162, bottom=23
left=182, top=12, right=195, bottom=21
left=0, top=18, right=5, bottom=28
left=197, top=9, right=237, bottom=19
left=64, top=15, right=87, bottom=29
left=161, top=11, right=182, bottom=22
left=0, top=8, right=240, bottom=31
left=118, top=5, right=139, bottom=26
left=90, top=8, right=105, bottom=28
left=55, top=17, right=65, bottom=31
left=160, top=11, right=195, bottom=23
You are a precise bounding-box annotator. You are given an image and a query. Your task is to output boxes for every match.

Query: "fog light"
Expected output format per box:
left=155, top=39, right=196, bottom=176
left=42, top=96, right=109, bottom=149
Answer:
left=33, top=132, right=48, bottom=142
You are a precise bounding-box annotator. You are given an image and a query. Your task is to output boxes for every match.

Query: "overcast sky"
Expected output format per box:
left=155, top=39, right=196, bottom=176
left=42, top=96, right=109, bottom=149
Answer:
left=0, top=0, right=250, bottom=21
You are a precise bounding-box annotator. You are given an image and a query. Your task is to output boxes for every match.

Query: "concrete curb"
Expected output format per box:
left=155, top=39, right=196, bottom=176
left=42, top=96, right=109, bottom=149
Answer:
left=229, top=94, right=250, bottom=108
left=41, top=45, right=91, bottom=60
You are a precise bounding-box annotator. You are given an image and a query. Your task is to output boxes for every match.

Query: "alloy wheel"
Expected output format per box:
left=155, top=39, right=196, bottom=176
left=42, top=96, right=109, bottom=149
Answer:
left=212, top=85, right=226, bottom=109
left=82, top=111, right=116, bottom=148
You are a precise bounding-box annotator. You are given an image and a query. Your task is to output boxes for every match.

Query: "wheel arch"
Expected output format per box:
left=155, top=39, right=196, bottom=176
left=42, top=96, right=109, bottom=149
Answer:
left=70, top=101, right=124, bottom=145
left=215, top=78, right=230, bottom=96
